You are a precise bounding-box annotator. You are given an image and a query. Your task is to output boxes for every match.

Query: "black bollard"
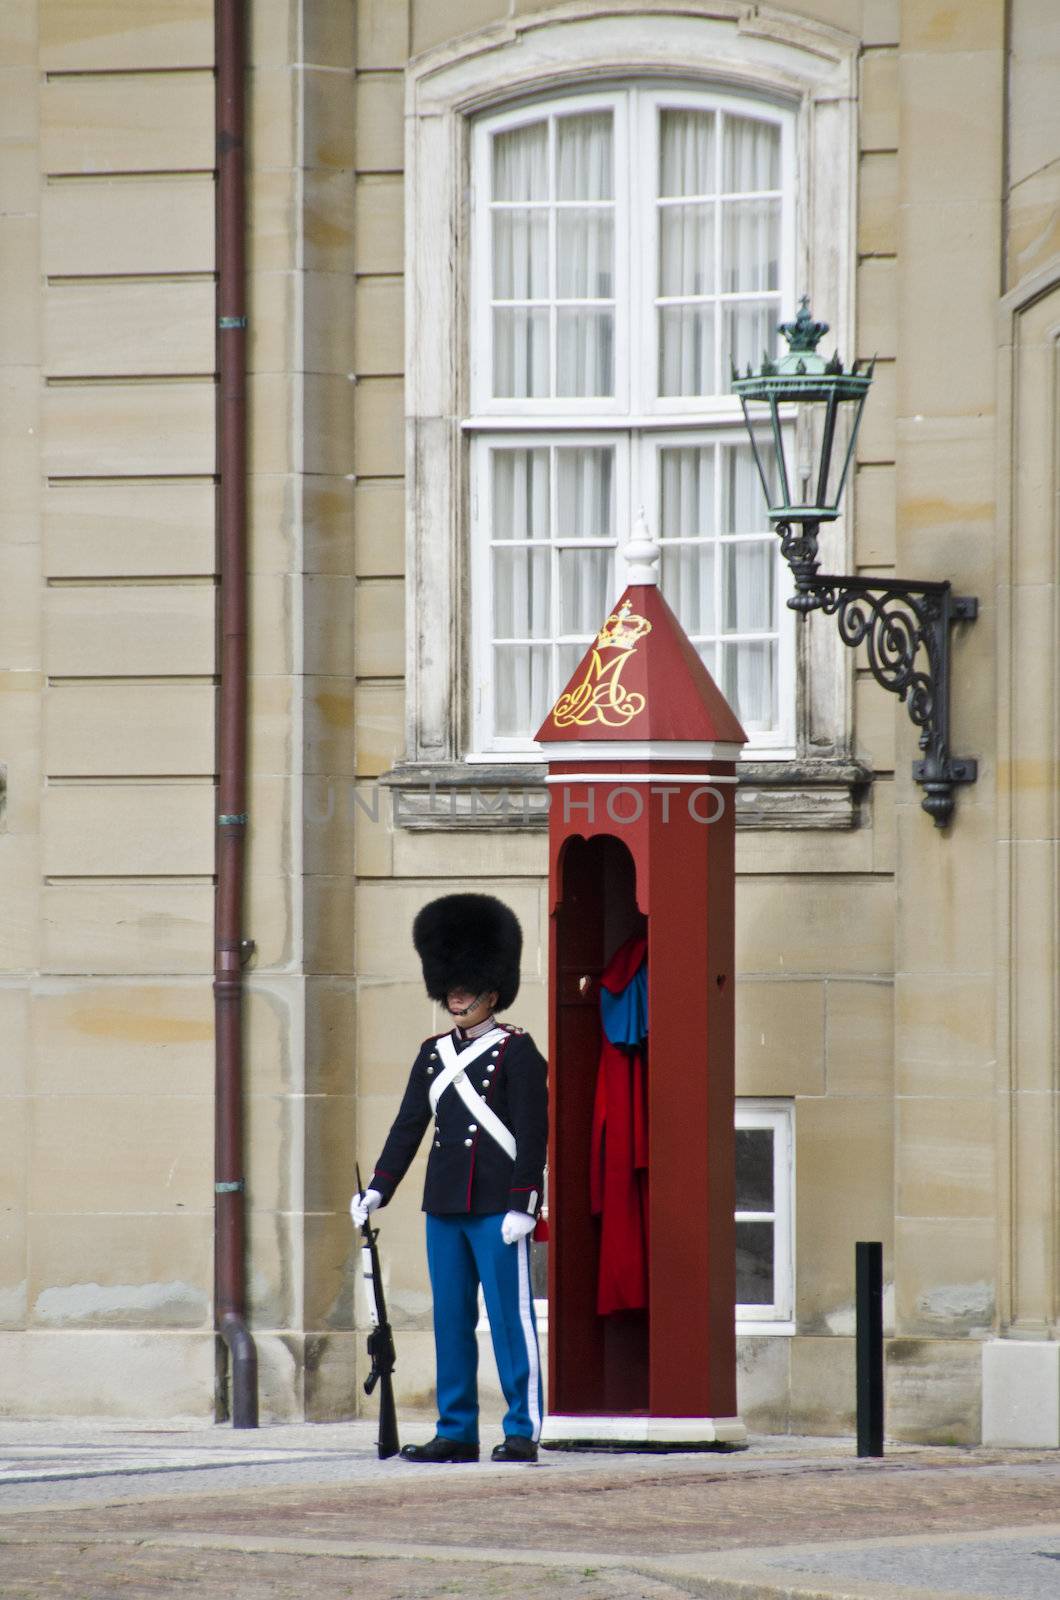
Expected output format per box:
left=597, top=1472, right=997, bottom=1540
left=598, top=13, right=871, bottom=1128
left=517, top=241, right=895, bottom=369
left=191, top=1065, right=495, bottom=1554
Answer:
left=855, top=1241, right=884, bottom=1457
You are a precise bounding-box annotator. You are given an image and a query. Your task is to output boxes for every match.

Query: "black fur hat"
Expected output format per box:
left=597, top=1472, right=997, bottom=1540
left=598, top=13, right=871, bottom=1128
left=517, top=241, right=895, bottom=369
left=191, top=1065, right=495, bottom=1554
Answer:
left=412, top=893, right=522, bottom=1013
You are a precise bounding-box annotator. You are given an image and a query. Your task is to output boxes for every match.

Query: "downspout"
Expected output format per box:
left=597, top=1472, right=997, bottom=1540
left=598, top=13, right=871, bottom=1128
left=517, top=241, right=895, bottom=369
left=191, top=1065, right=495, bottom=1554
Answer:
left=214, top=0, right=258, bottom=1429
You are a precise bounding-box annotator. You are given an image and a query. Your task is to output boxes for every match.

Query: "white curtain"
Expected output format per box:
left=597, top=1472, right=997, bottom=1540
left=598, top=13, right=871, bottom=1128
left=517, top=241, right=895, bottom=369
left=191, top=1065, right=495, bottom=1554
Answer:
left=559, top=548, right=614, bottom=634
left=721, top=117, right=780, bottom=374
left=555, top=447, right=614, bottom=633
left=491, top=445, right=616, bottom=736
left=491, top=112, right=615, bottom=401
left=658, top=110, right=716, bottom=397
left=657, top=111, right=781, bottom=396
left=724, top=639, right=776, bottom=731
left=492, top=121, right=549, bottom=398
left=660, top=109, right=715, bottom=197
left=492, top=448, right=549, bottom=541
left=725, top=443, right=771, bottom=532
left=556, top=446, right=613, bottom=539
left=555, top=112, right=614, bottom=398
left=723, top=116, right=779, bottom=192
left=494, top=646, right=550, bottom=738
left=659, top=447, right=715, bottom=635
left=557, top=112, right=612, bottom=200
left=493, top=121, right=547, bottom=200
left=723, top=540, right=774, bottom=634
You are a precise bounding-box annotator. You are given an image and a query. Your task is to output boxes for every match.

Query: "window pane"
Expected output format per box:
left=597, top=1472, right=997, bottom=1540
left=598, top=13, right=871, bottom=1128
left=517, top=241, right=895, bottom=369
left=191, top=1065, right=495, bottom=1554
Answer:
left=661, top=545, right=715, bottom=636
left=659, top=203, right=715, bottom=297
left=723, top=540, right=775, bottom=633
left=494, top=644, right=550, bottom=736
left=556, top=447, right=614, bottom=539
left=557, top=209, right=614, bottom=298
left=493, top=209, right=548, bottom=299
left=530, top=1237, right=548, bottom=1300
left=493, top=547, right=551, bottom=638
left=557, top=308, right=614, bottom=397
left=660, top=446, right=715, bottom=538
left=557, top=112, right=613, bottom=200
left=723, top=639, right=776, bottom=731
left=660, top=109, right=716, bottom=197
left=735, top=1220, right=774, bottom=1305
left=722, top=300, right=779, bottom=379
left=723, top=443, right=773, bottom=532
left=723, top=116, right=780, bottom=192
left=659, top=304, right=715, bottom=396
left=493, top=121, right=548, bottom=201
left=558, top=547, right=614, bottom=635
left=493, top=307, right=549, bottom=398
left=492, top=449, right=550, bottom=541
left=735, top=1127, right=774, bottom=1211
left=556, top=639, right=587, bottom=691
left=721, top=198, right=780, bottom=292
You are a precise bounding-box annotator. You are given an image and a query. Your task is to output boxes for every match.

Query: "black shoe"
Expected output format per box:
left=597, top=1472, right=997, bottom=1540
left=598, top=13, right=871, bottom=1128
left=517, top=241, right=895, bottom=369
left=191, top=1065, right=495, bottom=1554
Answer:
left=400, top=1435, right=479, bottom=1464
left=490, top=1435, right=538, bottom=1463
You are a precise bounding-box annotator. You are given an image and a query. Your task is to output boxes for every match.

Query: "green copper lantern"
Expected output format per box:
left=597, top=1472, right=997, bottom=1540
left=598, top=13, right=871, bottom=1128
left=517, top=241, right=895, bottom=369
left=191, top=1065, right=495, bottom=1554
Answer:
left=731, top=296, right=875, bottom=531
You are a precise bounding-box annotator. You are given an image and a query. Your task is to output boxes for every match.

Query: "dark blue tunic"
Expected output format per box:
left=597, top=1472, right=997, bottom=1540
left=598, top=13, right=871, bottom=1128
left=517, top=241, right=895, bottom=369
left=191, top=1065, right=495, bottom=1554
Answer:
left=370, top=1024, right=548, bottom=1216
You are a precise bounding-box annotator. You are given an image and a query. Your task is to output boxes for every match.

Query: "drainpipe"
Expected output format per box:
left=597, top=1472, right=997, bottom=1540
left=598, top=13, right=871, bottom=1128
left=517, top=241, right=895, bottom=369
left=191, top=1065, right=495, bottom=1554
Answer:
left=214, top=0, right=258, bottom=1429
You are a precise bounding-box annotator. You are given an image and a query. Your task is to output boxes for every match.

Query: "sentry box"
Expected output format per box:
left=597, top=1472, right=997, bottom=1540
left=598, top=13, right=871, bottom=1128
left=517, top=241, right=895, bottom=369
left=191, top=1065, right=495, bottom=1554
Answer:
left=534, top=525, right=748, bottom=1450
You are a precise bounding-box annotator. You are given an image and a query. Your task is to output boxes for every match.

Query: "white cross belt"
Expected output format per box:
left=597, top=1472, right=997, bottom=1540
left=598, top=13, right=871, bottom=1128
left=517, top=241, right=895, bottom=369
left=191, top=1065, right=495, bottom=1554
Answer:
left=431, top=1030, right=516, bottom=1161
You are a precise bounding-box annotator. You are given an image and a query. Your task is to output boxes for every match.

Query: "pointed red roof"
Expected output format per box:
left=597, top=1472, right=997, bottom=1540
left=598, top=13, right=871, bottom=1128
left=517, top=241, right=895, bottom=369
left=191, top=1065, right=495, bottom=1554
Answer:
left=534, top=583, right=747, bottom=747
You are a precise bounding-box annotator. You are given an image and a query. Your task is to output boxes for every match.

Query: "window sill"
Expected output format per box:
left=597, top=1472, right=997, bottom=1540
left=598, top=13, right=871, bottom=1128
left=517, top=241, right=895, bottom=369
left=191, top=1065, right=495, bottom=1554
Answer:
left=380, top=758, right=872, bottom=833
left=737, top=1320, right=796, bottom=1337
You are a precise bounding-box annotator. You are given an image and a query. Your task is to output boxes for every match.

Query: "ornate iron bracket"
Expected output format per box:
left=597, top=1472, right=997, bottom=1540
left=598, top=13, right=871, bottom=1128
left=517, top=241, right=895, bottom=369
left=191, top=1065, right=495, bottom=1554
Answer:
left=778, top=525, right=978, bottom=828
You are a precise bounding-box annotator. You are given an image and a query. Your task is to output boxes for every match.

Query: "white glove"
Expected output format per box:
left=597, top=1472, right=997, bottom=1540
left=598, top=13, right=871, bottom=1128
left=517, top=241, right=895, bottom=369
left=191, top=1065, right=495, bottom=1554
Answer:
left=350, top=1188, right=382, bottom=1228
left=501, top=1210, right=536, bottom=1246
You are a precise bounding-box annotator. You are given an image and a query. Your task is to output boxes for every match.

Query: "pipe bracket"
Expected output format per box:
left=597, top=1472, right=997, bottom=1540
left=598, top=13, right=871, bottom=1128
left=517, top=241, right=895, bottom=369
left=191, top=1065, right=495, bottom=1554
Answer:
left=215, top=1180, right=245, bottom=1194
left=219, top=315, right=247, bottom=329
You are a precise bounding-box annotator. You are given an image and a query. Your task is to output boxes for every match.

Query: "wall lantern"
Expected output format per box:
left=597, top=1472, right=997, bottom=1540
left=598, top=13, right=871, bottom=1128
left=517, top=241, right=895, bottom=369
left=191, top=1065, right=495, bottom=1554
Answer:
left=732, top=297, right=977, bottom=828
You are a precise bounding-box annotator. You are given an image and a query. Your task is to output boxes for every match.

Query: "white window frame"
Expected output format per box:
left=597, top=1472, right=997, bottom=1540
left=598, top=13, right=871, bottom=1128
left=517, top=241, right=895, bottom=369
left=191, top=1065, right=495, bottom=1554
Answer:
left=403, top=3, right=858, bottom=776
left=735, top=1098, right=795, bottom=1333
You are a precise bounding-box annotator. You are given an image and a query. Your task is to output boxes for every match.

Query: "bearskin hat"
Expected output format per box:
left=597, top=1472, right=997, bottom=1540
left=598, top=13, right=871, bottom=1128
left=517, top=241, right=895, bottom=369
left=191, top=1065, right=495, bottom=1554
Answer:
left=412, top=893, right=522, bottom=1013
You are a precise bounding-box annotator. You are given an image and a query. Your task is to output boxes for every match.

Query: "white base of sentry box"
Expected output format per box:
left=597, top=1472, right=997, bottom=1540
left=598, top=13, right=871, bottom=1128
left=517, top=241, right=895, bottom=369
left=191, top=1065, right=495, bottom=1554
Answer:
left=540, top=1414, right=747, bottom=1450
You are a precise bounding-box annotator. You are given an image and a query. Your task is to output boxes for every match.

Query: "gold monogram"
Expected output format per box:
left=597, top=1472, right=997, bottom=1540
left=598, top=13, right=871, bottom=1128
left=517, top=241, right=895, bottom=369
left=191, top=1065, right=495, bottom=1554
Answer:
left=551, top=601, right=653, bottom=729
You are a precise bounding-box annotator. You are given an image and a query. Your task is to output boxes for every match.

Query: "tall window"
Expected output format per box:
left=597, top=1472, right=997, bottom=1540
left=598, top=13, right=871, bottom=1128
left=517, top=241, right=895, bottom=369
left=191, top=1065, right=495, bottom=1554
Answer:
left=469, top=87, right=795, bottom=756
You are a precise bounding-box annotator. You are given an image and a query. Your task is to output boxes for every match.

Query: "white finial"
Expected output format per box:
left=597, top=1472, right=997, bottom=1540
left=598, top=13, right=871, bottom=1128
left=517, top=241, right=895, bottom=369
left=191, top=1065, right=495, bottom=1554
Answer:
left=624, top=507, right=660, bottom=585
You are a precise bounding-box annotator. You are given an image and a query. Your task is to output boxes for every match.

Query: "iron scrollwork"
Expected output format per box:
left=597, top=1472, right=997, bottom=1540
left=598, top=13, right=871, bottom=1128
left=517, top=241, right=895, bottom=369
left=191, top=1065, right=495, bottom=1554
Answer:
left=778, top=529, right=978, bottom=828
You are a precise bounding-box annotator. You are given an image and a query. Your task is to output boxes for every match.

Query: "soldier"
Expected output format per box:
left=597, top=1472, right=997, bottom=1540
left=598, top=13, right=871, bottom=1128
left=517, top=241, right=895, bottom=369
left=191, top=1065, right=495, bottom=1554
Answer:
left=351, top=893, right=548, bottom=1463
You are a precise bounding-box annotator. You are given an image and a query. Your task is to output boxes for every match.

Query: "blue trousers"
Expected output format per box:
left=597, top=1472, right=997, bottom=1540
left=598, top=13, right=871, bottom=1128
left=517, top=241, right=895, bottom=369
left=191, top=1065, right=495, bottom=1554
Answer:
left=425, top=1213, right=542, bottom=1444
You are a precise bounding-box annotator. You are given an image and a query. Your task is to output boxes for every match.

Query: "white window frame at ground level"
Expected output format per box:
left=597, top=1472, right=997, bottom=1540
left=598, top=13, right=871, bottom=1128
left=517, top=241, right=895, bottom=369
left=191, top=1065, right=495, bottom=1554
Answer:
left=403, top=2, right=858, bottom=780
left=735, top=1098, right=795, bottom=1333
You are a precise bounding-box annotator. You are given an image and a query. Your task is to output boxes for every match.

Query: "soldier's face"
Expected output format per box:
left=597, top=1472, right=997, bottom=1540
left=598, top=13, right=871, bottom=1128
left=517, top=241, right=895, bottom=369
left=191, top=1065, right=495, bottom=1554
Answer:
left=446, top=989, right=498, bottom=1026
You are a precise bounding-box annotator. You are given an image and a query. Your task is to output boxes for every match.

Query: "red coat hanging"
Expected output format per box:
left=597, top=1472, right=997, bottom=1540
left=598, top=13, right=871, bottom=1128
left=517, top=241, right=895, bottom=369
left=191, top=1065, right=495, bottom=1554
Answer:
left=590, top=932, right=649, bottom=1316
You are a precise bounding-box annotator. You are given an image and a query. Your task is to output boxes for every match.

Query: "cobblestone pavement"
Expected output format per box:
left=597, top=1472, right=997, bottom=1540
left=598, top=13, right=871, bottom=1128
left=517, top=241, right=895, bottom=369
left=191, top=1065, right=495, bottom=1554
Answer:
left=1, top=1421, right=1059, bottom=1599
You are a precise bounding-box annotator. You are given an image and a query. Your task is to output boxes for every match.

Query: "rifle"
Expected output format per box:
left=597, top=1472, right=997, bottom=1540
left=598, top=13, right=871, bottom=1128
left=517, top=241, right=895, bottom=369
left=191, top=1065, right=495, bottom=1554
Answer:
left=355, top=1163, right=400, bottom=1459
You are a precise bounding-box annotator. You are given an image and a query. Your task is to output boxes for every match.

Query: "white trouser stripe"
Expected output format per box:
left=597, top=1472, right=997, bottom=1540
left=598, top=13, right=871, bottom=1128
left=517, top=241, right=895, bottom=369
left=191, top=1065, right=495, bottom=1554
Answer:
left=516, top=1234, right=541, bottom=1441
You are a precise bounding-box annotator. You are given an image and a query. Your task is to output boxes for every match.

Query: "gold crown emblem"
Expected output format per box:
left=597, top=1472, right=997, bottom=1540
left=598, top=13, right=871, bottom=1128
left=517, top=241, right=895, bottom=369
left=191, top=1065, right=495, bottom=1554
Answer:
left=595, top=600, right=652, bottom=652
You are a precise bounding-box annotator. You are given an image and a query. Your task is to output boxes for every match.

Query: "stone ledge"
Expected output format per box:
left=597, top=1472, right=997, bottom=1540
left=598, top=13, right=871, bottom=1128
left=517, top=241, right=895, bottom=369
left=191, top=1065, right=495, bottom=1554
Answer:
left=380, top=760, right=873, bottom=833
